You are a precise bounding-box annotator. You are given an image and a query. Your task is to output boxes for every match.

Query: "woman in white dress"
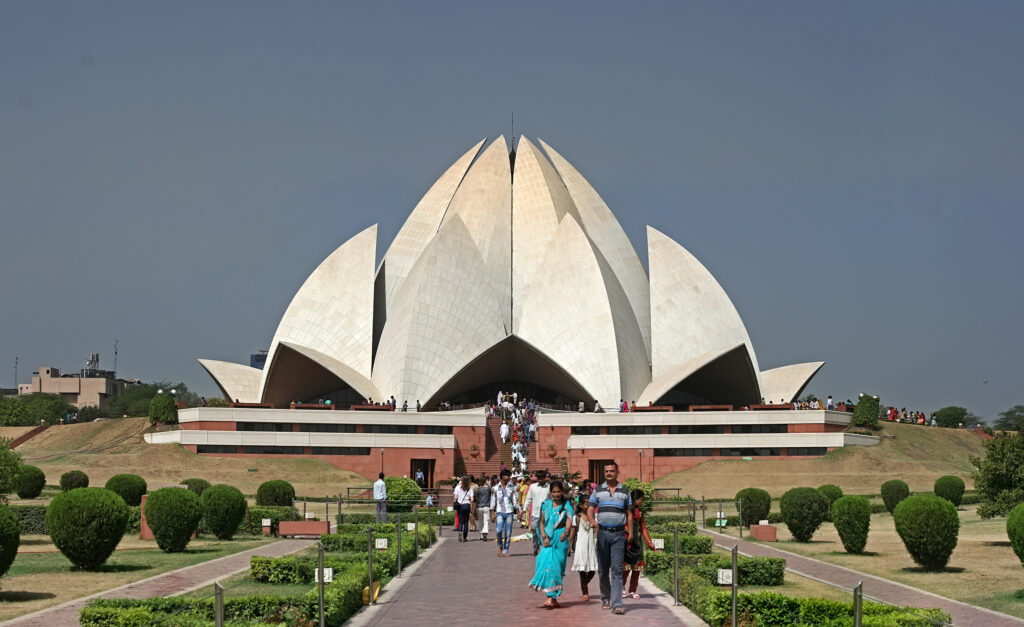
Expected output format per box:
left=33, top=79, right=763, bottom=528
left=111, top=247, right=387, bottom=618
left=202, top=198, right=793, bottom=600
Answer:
left=571, top=494, right=598, bottom=601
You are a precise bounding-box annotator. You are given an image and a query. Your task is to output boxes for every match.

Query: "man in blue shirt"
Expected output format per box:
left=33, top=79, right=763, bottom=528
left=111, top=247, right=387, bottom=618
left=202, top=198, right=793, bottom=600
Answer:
left=586, top=461, right=633, bottom=614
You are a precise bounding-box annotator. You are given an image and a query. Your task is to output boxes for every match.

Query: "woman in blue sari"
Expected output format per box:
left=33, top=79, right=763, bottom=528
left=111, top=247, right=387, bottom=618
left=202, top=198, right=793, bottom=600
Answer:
left=529, top=480, right=576, bottom=609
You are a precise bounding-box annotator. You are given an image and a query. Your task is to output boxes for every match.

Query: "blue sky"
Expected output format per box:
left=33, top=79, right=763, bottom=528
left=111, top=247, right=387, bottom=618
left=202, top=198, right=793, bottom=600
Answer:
left=2, top=2, right=1021, bottom=419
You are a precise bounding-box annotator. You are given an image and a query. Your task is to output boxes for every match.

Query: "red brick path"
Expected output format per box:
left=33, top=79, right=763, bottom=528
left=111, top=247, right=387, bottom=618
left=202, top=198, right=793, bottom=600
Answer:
left=701, top=528, right=1024, bottom=626
left=352, top=528, right=703, bottom=626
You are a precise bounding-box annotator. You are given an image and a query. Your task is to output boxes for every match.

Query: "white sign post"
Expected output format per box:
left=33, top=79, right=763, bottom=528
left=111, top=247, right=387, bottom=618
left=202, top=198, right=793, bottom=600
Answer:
left=375, top=537, right=389, bottom=550
left=407, top=522, right=416, bottom=531
left=653, top=538, right=665, bottom=550
left=261, top=518, right=272, bottom=528
left=314, top=567, right=333, bottom=583
left=717, top=569, right=733, bottom=585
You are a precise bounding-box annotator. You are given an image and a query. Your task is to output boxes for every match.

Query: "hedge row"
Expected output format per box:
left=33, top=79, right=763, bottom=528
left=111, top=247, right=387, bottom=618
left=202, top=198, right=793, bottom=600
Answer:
left=646, top=520, right=698, bottom=535
left=320, top=526, right=435, bottom=552
left=249, top=555, right=364, bottom=584
left=338, top=510, right=455, bottom=526
left=196, top=506, right=297, bottom=537
left=11, top=504, right=141, bottom=535
left=645, top=552, right=785, bottom=585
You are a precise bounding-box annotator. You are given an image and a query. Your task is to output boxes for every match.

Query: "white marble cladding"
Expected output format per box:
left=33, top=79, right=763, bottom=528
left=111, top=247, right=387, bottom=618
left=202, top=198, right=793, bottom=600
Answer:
left=759, top=362, right=825, bottom=405
left=177, top=407, right=486, bottom=427
left=146, top=429, right=455, bottom=449
left=540, top=409, right=853, bottom=427
left=197, top=360, right=261, bottom=404
left=567, top=432, right=877, bottom=450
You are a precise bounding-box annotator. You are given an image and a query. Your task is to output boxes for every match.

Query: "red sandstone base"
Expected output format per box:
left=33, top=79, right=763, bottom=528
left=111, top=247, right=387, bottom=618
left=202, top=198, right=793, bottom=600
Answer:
left=279, top=520, right=329, bottom=537
left=750, top=524, right=777, bottom=541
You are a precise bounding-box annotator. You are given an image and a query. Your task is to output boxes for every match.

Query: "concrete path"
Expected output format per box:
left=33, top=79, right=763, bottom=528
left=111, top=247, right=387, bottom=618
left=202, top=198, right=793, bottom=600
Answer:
left=700, top=528, right=1024, bottom=627
left=348, top=527, right=705, bottom=626
left=5, top=538, right=315, bottom=626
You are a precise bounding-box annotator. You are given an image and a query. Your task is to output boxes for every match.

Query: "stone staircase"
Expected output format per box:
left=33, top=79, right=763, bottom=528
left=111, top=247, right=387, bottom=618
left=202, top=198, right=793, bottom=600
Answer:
left=460, top=416, right=543, bottom=479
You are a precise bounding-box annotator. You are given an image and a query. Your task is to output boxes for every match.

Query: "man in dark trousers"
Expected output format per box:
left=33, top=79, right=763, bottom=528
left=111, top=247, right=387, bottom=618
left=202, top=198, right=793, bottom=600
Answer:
left=586, top=461, right=633, bottom=614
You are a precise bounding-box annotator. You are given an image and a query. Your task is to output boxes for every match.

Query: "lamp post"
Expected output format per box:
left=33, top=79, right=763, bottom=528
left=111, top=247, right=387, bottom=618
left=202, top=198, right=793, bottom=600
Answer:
left=637, top=448, right=643, bottom=482
left=380, top=448, right=385, bottom=474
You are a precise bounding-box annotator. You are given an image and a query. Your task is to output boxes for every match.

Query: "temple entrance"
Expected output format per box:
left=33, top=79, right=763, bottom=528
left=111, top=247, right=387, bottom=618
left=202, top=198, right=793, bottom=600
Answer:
left=410, top=459, right=435, bottom=489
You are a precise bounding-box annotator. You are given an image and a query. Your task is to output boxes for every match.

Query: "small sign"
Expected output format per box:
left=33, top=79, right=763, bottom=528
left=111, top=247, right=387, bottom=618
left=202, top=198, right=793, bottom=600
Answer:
left=375, top=538, right=389, bottom=550
left=653, top=538, right=664, bottom=550
left=759, top=519, right=769, bottom=526
left=305, top=512, right=315, bottom=520
left=717, top=569, right=733, bottom=585
left=446, top=506, right=453, bottom=512
left=407, top=522, right=416, bottom=531
left=314, top=567, right=333, bottom=583
left=261, top=518, right=272, bottom=527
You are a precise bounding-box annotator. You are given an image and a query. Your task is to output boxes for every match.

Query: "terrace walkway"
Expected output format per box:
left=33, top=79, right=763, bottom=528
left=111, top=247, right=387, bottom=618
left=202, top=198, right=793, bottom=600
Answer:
left=5, top=538, right=315, bottom=627
left=348, top=529, right=705, bottom=627
left=701, top=528, right=1024, bottom=626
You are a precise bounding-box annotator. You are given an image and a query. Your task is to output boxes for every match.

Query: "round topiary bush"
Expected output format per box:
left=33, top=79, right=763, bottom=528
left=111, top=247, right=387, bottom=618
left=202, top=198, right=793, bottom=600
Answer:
left=148, top=393, right=178, bottom=424
left=60, top=470, right=89, bottom=491
left=780, top=487, right=828, bottom=542
left=144, top=487, right=203, bottom=553
left=105, top=474, right=147, bottom=506
left=1007, top=502, right=1024, bottom=566
left=201, top=484, right=247, bottom=540
left=881, top=479, right=910, bottom=514
left=934, top=475, right=966, bottom=507
left=46, top=487, right=128, bottom=570
left=893, top=494, right=960, bottom=571
left=817, top=484, right=844, bottom=521
left=182, top=478, right=211, bottom=497
left=384, top=476, right=424, bottom=513
left=16, top=465, right=45, bottom=499
left=256, top=480, right=295, bottom=507
left=831, top=495, right=871, bottom=554
left=0, top=503, right=20, bottom=579
left=735, top=488, right=772, bottom=527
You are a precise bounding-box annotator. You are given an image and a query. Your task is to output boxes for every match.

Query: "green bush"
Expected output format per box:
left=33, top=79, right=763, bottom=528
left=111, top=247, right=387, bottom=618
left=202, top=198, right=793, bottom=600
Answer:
left=817, top=484, right=844, bottom=521
left=735, top=488, right=771, bottom=526
left=16, top=465, right=45, bottom=499
left=622, top=478, right=654, bottom=515
left=11, top=504, right=47, bottom=534
left=972, top=431, right=1024, bottom=518
left=893, top=494, right=960, bottom=571
left=881, top=479, right=910, bottom=514
left=250, top=555, right=365, bottom=584
left=0, top=504, right=20, bottom=580
left=256, top=480, right=295, bottom=507
left=852, top=393, right=881, bottom=429
left=60, top=470, right=89, bottom=491
left=780, top=487, right=828, bottom=542
left=181, top=478, right=211, bottom=497
left=200, top=484, right=247, bottom=540
left=104, top=474, right=147, bottom=506
left=647, top=519, right=698, bottom=535
left=144, top=487, right=203, bottom=552
left=46, top=487, right=128, bottom=570
left=934, top=475, right=966, bottom=507
left=148, top=393, right=178, bottom=424
left=1005, top=502, right=1024, bottom=566
left=703, top=590, right=951, bottom=627
left=831, top=495, right=871, bottom=554
left=82, top=595, right=312, bottom=627
left=650, top=553, right=786, bottom=584
left=383, top=476, right=422, bottom=513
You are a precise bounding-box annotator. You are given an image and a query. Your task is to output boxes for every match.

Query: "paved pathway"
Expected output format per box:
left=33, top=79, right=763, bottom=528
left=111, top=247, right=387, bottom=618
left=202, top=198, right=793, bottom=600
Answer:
left=700, top=528, right=1024, bottom=627
left=6, top=538, right=315, bottom=626
left=349, top=528, right=704, bottom=626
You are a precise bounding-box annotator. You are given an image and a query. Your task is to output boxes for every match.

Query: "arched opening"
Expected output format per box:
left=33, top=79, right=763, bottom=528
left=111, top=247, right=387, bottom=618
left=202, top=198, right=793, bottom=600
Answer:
left=261, top=344, right=363, bottom=408
left=423, top=335, right=594, bottom=408
left=654, top=345, right=761, bottom=409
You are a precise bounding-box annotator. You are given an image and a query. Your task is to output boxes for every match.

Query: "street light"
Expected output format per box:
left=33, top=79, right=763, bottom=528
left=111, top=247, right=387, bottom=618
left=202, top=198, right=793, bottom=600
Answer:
left=380, top=448, right=385, bottom=474
left=638, top=448, right=643, bottom=481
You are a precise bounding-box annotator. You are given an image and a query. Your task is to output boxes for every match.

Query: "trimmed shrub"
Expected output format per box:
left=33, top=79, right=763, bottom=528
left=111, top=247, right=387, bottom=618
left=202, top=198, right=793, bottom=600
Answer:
left=60, top=470, right=89, bottom=491
left=201, top=484, right=247, bottom=540
left=817, top=484, right=844, bottom=521
left=383, top=476, right=423, bottom=513
left=735, top=488, right=771, bottom=527
left=46, top=487, right=128, bottom=569
left=647, top=519, right=698, bottom=535
left=893, top=494, right=960, bottom=571
left=934, top=475, right=966, bottom=507
left=831, top=495, right=871, bottom=554
left=0, top=504, right=20, bottom=580
left=145, top=487, right=203, bottom=552
left=780, top=487, right=828, bottom=542
left=622, top=478, right=655, bottom=515
left=105, top=474, right=147, bottom=506
left=1006, top=502, right=1024, bottom=566
left=250, top=555, right=364, bottom=584
left=852, top=393, right=881, bottom=429
left=16, top=465, right=45, bottom=499
left=149, top=393, right=178, bottom=424
left=182, top=478, right=211, bottom=497
left=881, top=479, right=910, bottom=514
left=11, top=504, right=47, bottom=534
left=255, top=480, right=295, bottom=507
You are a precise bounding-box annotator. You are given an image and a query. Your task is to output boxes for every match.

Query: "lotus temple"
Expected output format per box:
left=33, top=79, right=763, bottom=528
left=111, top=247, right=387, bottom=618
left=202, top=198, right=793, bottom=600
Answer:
left=146, top=135, right=878, bottom=483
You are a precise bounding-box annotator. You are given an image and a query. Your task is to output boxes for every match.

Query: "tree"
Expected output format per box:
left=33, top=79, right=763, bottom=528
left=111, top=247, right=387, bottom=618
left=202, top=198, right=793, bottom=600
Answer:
left=20, top=393, right=75, bottom=425
left=993, top=405, right=1024, bottom=432
left=108, top=381, right=200, bottom=418
left=0, top=397, right=31, bottom=426
left=0, top=441, right=22, bottom=495
left=852, top=394, right=881, bottom=429
left=971, top=431, right=1024, bottom=518
left=149, top=393, right=178, bottom=424
left=933, top=406, right=969, bottom=429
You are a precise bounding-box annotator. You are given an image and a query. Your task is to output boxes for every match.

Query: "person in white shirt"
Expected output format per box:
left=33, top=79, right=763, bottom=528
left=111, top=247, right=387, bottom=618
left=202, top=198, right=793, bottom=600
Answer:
left=453, top=476, right=475, bottom=542
left=500, top=421, right=510, bottom=444
left=373, top=473, right=388, bottom=523
left=490, top=469, right=519, bottom=556
left=523, top=470, right=551, bottom=556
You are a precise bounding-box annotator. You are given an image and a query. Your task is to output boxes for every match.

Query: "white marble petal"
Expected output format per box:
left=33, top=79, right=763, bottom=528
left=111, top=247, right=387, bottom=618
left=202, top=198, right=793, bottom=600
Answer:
left=538, top=139, right=652, bottom=361
left=647, top=226, right=762, bottom=391
left=760, top=362, right=825, bottom=405
left=372, top=215, right=507, bottom=405
left=197, top=359, right=261, bottom=403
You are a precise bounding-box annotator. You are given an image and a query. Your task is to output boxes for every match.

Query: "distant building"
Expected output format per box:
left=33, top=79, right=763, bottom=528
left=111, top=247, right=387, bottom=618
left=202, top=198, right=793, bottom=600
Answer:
left=249, top=350, right=268, bottom=370
left=22, top=364, right=118, bottom=408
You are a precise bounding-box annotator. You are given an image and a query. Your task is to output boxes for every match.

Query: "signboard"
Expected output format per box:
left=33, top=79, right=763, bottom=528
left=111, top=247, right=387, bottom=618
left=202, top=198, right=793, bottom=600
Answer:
left=262, top=518, right=272, bottom=527
left=446, top=506, right=453, bottom=512
left=407, top=522, right=416, bottom=531
left=717, top=569, right=733, bottom=585
left=305, top=512, right=316, bottom=520
left=375, top=538, right=389, bottom=550
left=759, top=520, right=769, bottom=526
left=653, top=538, right=664, bottom=550
left=314, top=567, right=333, bottom=583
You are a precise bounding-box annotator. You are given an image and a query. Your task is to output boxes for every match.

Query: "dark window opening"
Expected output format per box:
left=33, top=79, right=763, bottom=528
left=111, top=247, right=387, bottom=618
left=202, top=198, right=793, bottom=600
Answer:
left=653, top=448, right=714, bottom=457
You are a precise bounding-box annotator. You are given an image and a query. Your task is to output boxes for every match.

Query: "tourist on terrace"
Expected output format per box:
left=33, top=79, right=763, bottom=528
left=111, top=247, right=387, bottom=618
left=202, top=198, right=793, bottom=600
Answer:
left=528, top=480, right=575, bottom=609
left=453, top=476, right=475, bottom=542
left=587, top=461, right=632, bottom=614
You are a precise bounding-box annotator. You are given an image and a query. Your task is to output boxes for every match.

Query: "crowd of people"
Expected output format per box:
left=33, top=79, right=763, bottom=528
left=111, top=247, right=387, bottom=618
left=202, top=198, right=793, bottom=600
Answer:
left=446, top=461, right=658, bottom=614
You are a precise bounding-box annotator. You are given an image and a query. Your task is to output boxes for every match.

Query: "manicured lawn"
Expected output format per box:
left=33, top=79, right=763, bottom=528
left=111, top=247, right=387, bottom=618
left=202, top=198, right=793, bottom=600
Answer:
left=0, top=534, right=275, bottom=622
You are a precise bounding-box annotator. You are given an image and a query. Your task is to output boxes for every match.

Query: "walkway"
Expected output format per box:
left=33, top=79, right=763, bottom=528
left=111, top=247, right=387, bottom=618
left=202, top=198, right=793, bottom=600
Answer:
left=6, top=538, right=315, bottom=626
left=700, top=528, right=1024, bottom=627
left=349, top=527, right=704, bottom=626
